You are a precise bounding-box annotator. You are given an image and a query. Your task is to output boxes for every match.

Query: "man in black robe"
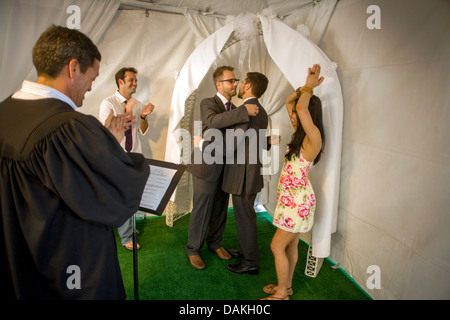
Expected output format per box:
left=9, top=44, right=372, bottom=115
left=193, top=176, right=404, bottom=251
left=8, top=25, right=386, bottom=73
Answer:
left=0, top=25, right=149, bottom=299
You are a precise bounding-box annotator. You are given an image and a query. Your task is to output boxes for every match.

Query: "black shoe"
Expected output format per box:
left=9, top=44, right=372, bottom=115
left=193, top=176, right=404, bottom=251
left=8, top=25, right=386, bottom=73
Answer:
left=226, top=262, right=259, bottom=275
left=227, top=249, right=242, bottom=259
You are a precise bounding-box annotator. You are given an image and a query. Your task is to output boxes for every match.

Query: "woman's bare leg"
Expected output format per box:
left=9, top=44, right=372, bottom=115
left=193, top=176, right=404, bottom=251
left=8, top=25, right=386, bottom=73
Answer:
left=268, top=228, right=299, bottom=298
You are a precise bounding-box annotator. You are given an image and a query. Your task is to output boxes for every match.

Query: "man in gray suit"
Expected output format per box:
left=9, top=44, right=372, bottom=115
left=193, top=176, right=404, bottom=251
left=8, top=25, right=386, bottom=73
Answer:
left=186, top=66, right=259, bottom=270
left=222, top=72, right=270, bottom=275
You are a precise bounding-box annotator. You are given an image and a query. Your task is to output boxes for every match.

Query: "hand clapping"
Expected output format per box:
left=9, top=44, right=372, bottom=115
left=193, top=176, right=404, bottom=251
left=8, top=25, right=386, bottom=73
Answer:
left=104, top=110, right=137, bottom=143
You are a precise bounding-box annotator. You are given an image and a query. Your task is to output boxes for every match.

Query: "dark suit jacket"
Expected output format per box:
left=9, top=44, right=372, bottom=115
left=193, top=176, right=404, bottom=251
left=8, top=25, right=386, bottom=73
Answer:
left=186, top=95, right=249, bottom=182
left=221, top=98, right=269, bottom=195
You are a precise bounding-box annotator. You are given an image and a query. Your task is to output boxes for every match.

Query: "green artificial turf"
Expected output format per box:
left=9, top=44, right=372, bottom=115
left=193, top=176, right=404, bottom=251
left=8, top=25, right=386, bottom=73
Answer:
left=115, top=210, right=370, bottom=300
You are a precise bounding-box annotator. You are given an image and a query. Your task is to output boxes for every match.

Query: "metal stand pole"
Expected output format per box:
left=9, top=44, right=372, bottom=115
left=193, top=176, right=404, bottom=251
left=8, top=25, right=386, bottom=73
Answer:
left=132, top=213, right=139, bottom=300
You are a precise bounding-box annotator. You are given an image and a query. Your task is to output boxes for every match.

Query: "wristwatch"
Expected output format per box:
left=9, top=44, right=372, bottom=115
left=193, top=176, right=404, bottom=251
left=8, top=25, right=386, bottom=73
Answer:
left=140, top=114, right=147, bottom=120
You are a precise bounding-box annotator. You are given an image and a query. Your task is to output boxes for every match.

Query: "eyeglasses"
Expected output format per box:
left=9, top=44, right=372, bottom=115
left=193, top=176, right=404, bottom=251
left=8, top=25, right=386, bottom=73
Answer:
left=219, top=78, right=239, bottom=84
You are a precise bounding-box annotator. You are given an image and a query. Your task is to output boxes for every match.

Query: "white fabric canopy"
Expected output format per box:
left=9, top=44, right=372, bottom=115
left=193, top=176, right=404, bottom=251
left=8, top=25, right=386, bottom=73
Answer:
left=164, top=9, right=343, bottom=258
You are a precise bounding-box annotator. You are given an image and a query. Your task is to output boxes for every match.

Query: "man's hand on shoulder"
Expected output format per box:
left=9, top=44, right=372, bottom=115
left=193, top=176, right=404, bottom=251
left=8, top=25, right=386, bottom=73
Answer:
left=245, top=103, right=259, bottom=117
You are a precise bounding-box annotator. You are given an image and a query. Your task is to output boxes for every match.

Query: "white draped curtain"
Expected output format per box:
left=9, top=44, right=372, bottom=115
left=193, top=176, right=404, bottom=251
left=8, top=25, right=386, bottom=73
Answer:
left=0, top=0, right=120, bottom=102
left=165, top=1, right=340, bottom=258
left=179, top=2, right=338, bottom=201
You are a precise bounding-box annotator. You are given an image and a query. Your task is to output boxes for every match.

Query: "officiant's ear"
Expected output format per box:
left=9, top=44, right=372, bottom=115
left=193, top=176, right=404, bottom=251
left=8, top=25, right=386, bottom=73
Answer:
left=67, top=59, right=80, bottom=79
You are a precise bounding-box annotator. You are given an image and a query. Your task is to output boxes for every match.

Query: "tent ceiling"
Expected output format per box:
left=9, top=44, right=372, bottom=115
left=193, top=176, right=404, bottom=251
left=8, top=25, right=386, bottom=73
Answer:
left=120, top=0, right=316, bottom=18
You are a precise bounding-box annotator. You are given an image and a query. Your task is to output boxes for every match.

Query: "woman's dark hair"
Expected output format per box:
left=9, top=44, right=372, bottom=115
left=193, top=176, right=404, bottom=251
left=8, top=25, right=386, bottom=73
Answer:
left=32, top=25, right=101, bottom=78
left=286, top=95, right=325, bottom=165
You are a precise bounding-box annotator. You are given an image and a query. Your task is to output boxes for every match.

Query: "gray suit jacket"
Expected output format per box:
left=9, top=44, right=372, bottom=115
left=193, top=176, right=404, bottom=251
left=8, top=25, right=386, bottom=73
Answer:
left=221, top=98, right=269, bottom=195
left=187, top=95, right=249, bottom=182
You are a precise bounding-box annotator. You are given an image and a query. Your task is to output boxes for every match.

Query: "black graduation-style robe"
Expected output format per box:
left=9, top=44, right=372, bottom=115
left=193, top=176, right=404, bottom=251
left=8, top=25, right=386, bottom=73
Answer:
left=0, top=97, right=150, bottom=299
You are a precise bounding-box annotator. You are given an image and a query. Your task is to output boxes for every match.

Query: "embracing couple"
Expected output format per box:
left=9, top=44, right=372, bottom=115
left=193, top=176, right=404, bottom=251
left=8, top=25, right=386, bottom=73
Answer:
left=186, top=66, right=279, bottom=274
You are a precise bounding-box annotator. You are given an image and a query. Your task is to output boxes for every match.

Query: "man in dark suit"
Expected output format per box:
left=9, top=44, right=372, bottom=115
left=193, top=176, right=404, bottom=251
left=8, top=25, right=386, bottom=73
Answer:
left=186, top=66, right=259, bottom=270
left=221, top=72, right=271, bottom=275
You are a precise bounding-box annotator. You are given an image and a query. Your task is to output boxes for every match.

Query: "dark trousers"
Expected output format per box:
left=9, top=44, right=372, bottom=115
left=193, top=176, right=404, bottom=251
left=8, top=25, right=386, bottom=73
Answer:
left=186, top=174, right=229, bottom=256
left=231, top=193, right=259, bottom=267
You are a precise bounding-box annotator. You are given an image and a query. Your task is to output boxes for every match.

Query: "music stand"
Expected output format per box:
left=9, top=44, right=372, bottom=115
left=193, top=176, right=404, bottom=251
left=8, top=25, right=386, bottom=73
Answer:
left=132, top=158, right=186, bottom=300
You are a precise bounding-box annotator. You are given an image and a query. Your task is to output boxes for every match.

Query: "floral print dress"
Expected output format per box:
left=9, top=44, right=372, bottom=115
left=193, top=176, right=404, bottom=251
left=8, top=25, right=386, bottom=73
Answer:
left=272, top=152, right=316, bottom=233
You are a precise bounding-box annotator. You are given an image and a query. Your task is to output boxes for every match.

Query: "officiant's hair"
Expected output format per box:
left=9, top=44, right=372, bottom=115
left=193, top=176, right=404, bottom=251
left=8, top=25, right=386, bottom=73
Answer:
left=32, top=25, right=101, bottom=78
left=213, top=66, right=234, bottom=87
left=115, top=67, right=138, bottom=88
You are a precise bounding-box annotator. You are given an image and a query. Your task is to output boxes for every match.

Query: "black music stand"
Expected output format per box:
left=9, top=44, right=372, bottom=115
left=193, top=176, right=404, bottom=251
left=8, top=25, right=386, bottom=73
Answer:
left=132, top=158, right=186, bottom=300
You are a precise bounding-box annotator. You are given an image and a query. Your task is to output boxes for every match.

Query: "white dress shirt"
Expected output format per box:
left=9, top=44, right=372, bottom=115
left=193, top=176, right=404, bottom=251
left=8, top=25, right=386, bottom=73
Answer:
left=12, top=80, right=77, bottom=110
left=99, top=91, right=148, bottom=153
left=216, top=92, right=230, bottom=110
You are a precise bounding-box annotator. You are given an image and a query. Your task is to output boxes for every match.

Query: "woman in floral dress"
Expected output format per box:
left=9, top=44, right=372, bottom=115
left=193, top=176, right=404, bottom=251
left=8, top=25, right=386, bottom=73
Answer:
left=262, top=64, right=325, bottom=300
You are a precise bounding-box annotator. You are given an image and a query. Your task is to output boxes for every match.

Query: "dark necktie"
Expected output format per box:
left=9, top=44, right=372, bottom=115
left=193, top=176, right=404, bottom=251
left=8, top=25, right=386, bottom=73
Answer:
left=124, top=100, right=132, bottom=152
left=225, top=101, right=231, bottom=111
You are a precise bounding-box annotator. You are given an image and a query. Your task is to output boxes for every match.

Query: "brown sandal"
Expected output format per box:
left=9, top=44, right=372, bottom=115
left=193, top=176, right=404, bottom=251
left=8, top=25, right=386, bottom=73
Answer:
left=260, top=294, right=289, bottom=300
left=263, top=284, right=293, bottom=295
left=124, top=242, right=140, bottom=250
